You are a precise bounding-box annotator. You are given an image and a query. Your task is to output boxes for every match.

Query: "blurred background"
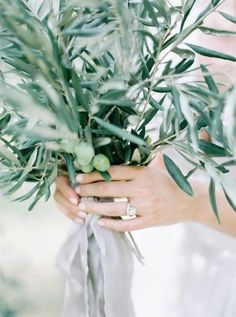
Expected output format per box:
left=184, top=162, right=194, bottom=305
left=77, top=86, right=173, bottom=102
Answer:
left=0, top=185, right=67, bottom=317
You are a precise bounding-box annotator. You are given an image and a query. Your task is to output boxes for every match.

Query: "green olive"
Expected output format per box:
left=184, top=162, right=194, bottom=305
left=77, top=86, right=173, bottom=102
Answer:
left=74, top=142, right=95, bottom=164
left=80, top=163, right=94, bottom=173
left=76, top=156, right=89, bottom=167
left=92, top=154, right=110, bottom=172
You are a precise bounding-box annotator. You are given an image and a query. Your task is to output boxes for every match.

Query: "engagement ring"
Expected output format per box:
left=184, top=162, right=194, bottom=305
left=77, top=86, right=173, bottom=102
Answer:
left=126, top=203, right=137, bottom=217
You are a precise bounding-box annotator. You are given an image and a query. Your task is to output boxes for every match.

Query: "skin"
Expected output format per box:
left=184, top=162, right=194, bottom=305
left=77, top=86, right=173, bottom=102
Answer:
left=54, top=154, right=236, bottom=237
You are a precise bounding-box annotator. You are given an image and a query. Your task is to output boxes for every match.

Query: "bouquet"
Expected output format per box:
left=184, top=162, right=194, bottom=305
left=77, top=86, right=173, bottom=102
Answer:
left=0, top=0, right=236, bottom=316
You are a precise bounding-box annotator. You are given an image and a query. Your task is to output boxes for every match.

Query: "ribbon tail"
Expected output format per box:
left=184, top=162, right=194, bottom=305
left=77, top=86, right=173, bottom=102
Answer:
left=56, top=214, right=136, bottom=317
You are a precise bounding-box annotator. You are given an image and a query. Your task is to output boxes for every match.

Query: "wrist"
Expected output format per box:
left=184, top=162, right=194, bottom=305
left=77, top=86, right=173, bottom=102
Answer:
left=186, top=180, right=218, bottom=226
left=174, top=178, right=236, bottom=237
left=172, top=183, right=202, bottom=223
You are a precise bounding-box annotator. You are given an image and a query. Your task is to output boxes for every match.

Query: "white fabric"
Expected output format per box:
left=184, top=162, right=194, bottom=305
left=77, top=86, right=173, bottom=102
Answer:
left=169, top=166, right=236, bottom=316
left=56, top=214, right=135, bottom=317
left=165, top=222, right=236, bottom=317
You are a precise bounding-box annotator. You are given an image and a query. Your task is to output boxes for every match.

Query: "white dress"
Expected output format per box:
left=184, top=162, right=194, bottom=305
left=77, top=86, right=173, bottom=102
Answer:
left=131, top=222, right=236, bottom=317
left=169, top=223, right=236, bottom=317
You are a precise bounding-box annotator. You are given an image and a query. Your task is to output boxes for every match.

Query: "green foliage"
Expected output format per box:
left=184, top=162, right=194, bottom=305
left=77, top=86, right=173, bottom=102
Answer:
left=0, top=0, right=235, bottom=220
left=163, top=154, right=193, bottom=196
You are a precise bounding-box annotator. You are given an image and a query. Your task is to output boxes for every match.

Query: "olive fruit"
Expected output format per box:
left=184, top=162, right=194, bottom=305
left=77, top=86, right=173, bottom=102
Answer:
left=92, top=154, right=110, bottom=172
left=75, top=142, right=95, bottom=166
left=80, top=163, right=94, bottom=173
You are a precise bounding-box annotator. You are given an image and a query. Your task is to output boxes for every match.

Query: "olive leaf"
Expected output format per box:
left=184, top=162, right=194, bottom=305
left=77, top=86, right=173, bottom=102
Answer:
left=163, top=154, right=193, bottom=196
left=187, top=43, right=236, bottom=62
left=219, top=11, right=236, bottom=24
left=209, top=178, right=220, bottom=223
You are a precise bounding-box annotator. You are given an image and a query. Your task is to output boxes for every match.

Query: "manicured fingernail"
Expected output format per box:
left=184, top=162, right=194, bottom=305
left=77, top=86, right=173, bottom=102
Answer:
left=75, top=186, right=80, bottom=194
left=76, top=174, right=84, bottom=182
left=78, top=203, right=86, bottom=211
left=78, top=211, right=87, bottom=219
left=97, top=220, right=104, bottom=227
left=69, top=197, right=78, bottom=205
left=75, top=218, right=84, bottom=225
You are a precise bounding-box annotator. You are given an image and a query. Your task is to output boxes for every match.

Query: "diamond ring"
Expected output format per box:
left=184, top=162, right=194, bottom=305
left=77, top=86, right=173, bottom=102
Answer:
left=126, top=203, right=137, bottom=217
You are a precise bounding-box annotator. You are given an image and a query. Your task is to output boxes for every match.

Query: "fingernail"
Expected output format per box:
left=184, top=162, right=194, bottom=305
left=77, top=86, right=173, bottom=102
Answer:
left=69, top=197, right=78, bottom=205
left=75, top=186, right=80, bottom=194
left=78, top=211, right=87, bottom=219
left=78, top=203, right=86, bottom=211
left=97, top=220, right=104, bottom=227
left=76, top=174, right=84, bottom=182
left=75, top=218, right=84, bottom=225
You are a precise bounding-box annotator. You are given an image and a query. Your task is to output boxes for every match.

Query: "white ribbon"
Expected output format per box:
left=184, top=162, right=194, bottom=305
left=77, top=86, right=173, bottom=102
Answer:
left=56, top=213, right=135, bottom=317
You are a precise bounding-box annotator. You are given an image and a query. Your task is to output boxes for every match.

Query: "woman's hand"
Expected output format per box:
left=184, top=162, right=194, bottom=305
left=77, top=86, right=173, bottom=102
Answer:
left=74, top=162, right=194, bottom=232
left=53, top=154, right=194, bottom=231
left=54, top=156, right=236, bottom=236
left=54, top=175, right=87, bottom=224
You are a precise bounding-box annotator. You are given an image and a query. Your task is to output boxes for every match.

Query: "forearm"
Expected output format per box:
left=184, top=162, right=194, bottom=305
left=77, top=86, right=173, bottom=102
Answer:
left=188, top=180, right=236, bottom=237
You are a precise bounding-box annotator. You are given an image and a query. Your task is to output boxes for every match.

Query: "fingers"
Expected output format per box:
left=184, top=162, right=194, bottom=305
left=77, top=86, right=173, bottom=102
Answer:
left=97, top=216, right=147, bottom=232
left=77, top=181, right=134, bottom=198
left=76, top=165, right=143, bottom=184
left=54, top=189, right=86, bottom=224
left=55, top=176, right=79, bottom=205
left=78, top=200, right=129, bottom=217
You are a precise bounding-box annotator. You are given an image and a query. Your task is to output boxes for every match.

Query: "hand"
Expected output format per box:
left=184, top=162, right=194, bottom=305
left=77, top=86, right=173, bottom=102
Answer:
left=73, top=156, right=194, bottom=231
left=54, top=175, right=86, bottom=224
left=54, top=156, right=236, bottom=237
left=53, top=132, right=211, bottom=229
